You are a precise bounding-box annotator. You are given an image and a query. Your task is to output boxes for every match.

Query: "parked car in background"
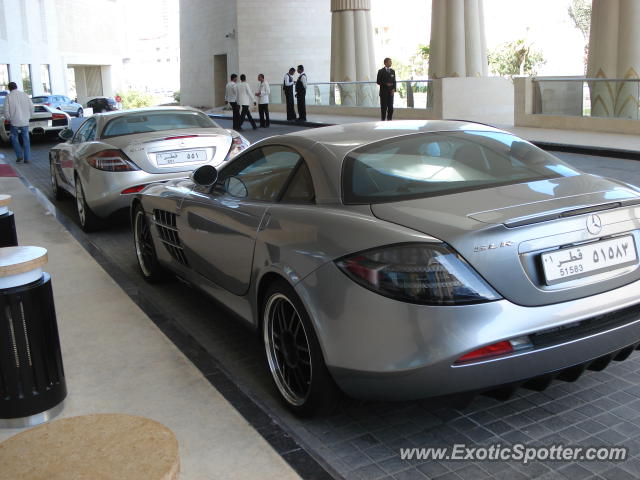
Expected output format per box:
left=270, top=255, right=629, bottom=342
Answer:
left=1, top=104, right=71, bottom=143
left=31, top=94, right=84, bottom=117
left=133, top=120, right=640, bottom=415
left=87, top=96, right=118, bottom=113
left=49, top=106, right=249, bottom=231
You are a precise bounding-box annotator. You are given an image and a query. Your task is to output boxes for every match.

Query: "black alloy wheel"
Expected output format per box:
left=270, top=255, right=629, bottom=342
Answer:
left=133, top=204, right=167, bottom=282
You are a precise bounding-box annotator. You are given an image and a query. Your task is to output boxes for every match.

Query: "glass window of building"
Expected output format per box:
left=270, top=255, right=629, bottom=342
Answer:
left=0, top=65, right=9, bottom=91
left=21, top=64, right=32, bottom=95
left=41, top=64, right=51, bottom=94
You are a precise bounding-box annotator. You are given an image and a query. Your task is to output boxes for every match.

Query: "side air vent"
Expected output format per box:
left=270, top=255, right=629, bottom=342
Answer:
left=153, top=209, right=188, bottom=266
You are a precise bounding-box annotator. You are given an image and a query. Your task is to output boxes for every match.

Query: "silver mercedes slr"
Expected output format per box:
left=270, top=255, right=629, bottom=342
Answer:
left=132, top=120, right=640, bottom=415
left=49, top=106, right=249, bottom=231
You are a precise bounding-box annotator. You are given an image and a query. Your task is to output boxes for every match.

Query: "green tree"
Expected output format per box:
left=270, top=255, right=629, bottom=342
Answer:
left=568, top=0, right=591, bottom=72
left=409, top=44, right=430, bottom=77
left=116, top=90, right=156, bottom=110
left=488, top=39, right=546, bottom=77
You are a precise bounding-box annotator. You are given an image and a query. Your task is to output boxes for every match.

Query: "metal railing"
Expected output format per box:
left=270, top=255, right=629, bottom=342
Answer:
left=532, top=77, right=640, bottom=120
left=270, top=79, right=433, bottom=109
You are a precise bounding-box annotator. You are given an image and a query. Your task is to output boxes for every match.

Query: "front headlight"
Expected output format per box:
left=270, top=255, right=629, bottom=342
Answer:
left=335, top=243, right=501, bottom=305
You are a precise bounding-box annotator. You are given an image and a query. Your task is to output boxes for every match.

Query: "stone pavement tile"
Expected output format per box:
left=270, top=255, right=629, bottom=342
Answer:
left=463, top=427, right=496, bottom=443
left=608, top=391, right=637, bottom=405
left=479, top=465, right=528, bottom=480
left=415, top=461, right=449, bottom=478
left=610, top=406, right=640, bottom=422
left=557, top=426, right=591, bottom=442
left=326, top=440, right=361, bottom=459
left=448, top=464, right=490, bottom=480
left=601, top=466, right=637, bottom=480
left=465, top=410, right=497, bottom=425
left=590, top=396, right=623, bottom=411
left=521, top=423, right=556, bottom=441
left=430, top=471, right=463, bottom=480
left=338, top=451, right=376, bottom=471
left=364, top=444, right=397, bottom=462
left=485, top=420, right=513, bottom=436
left=345, top=463, right=388, bottom=480
left=594, top=429, right=629, bottom=444
left=557, top=463, right=594, bottom=479
left=379, top=456, right=415, bottom=475
left=500, top=430, right=535, bottom=444
left=392, top=467, right=429, bottom=480
left=510, top=461, right=552, bottom=478
left=592, top=412, right=626, bottom=428
left=351, top=433, right=381, bottom=450
left=575, top=403, right=605, bottom=417
left=575, top=419, right=609, bottom=435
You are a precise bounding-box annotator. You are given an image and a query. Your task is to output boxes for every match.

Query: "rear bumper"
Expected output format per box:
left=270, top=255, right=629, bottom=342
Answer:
left=296, top=261, right=640, bottom=400
left=79, top=169, right=190, bottom=218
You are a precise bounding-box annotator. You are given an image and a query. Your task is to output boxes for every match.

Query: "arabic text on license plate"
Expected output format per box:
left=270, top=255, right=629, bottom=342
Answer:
left=541, top=235, right=638, bottom=285
left=157, top=150, right=206, bottom=166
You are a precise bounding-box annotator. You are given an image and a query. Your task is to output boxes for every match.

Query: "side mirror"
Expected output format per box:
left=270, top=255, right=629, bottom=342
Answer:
left=224, top=176, right=248, bottom=198
left=191, top=165, right=218, bottom=187
left=59, top=128, right=74, bottom=141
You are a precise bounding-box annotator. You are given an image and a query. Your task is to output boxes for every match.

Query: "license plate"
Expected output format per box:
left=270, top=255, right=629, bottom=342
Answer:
left=157, top=149, right=207, bottom=166
left=541, top=235, right=638, bottom=285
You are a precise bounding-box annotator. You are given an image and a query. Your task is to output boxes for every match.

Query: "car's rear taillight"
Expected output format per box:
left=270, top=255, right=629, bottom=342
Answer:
left=335, top=243, right=501, bottom=305
left=52, top=113, right=66, bottom=120
left=44, top=102, right=51, bottom=106
left=87, top=149, right=139, bottom=172
left=226, top=133, right=250, bottom=160
left=455, top=336, right=532, bottom=364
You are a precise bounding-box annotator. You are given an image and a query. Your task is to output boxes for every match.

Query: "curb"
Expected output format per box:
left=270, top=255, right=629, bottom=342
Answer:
left=208, top=113, right=639, bottom=160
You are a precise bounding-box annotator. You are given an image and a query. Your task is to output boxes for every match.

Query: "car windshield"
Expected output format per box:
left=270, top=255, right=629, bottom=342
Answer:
left=342, top=130, right=580, bottom=204
left=31, top=96, right=49, bottom=104
left=101, top=111, right=219, bottom=138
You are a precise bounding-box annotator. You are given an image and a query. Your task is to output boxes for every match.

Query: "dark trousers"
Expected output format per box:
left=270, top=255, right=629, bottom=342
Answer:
left=284, top=87, right=295, bottom=120
left=296, top=91, right=306, bottom=121
left=380, top=91, right=394, bottom=121
left=239, top=105, right=257, bottom=129
left=230, top=102, right=240, bottom=129
left=258, top=104, right=270, bottom=127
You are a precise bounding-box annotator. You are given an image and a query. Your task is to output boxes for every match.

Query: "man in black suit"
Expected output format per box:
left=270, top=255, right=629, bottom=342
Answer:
left=376, top=57, right=396, bottom=121
left=283, top=67, right=296, bottom=121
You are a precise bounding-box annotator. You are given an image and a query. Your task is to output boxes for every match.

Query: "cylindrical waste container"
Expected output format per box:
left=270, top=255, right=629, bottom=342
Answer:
left=0, top=246, right=66, bottom=428
left=0, top=195, right=17, bottom=247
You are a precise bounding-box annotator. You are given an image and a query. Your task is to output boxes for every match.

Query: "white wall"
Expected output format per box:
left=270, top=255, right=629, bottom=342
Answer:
left=0, top=0, right=65, bottom=95
left=236, top=0, right=330, bottom=96
left=180, top=0, right=239, bottom=107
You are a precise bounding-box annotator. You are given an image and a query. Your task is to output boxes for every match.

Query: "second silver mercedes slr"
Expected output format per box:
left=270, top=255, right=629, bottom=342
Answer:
left=132, top=120, right=640, bottom=415
left=49, top=106, right=249, bottom=231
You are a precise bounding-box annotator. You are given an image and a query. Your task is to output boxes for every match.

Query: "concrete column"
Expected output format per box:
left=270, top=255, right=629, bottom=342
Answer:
left=429, top=0, right=487, bottom=78
left=587, top=0, right=640, bottom=119
left=330, top=0, right=376, bottom=106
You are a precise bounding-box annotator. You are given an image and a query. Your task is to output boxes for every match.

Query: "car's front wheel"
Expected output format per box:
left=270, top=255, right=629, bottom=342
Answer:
left=263, top=280, right=340, bottom=416
left=133, top=203, right=167, bottom=282
left=74, top=176, right=101, bottom=232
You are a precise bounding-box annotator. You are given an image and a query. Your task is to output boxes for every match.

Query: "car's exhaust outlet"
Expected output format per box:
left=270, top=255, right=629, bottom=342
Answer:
left=32, top=127, right=45, bottom=135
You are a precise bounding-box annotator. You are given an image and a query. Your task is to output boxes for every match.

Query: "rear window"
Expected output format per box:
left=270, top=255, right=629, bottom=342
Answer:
left=31, top=96, right=49, bottom=104
left=101, top=111, right=218, bottom=138
left=34, top=106, right=47, bottom=112
left=342, top=130, right=579, bottom=204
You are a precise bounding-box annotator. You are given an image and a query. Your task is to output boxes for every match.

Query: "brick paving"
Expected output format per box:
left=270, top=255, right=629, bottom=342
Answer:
left=4, top=124, right=640, bottom=479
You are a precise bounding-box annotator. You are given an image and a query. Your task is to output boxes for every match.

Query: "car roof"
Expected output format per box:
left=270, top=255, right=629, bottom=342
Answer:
left=250, top=120, right=509, bottom=203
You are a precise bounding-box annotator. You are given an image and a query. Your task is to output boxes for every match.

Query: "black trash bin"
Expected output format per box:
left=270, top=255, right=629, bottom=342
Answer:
left=0, top=246, right=66, bottom=427
left=0, top=194, right=18, bottom=247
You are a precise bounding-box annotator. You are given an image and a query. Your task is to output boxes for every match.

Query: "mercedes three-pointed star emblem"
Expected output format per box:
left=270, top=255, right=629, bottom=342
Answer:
left=586, top=214, right=602, bottom=235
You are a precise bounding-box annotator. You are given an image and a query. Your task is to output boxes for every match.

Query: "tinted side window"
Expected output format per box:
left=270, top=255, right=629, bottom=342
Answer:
left=73, top=118, right=96, bottom=143
left=281, top=162, right=315, bottom=204
left=223, top=146, right=301, bottom=202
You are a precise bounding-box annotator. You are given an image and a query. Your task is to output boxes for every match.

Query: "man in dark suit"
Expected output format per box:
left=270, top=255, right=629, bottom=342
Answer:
left=283, top=67, right=296, bottom=121
left=376, top=57, right=396, bottom=121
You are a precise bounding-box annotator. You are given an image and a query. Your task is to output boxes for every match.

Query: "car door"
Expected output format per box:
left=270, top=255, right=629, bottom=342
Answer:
left=57, top=118, right=97, bottom=187
left=59, top=96, right=71, bottom=114
left=179, top=145, right=303, bottom=295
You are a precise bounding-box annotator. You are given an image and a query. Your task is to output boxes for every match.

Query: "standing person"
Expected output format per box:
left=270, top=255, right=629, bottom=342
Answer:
left=225, top=74, right=240, bottom=130
left=283, top=67, right=296, bottom=121
left=4, top=82, right=33, bottom=164
left=237, top=74, right=257, bottom=130
left=295, top=64, right=307, bottom=122
left=255, top=74, right=270, bottom=128
left=376, top=57, right=396, bottom=121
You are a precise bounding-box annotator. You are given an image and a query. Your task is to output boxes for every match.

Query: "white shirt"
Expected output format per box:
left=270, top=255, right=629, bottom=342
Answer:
left=224, top=81, right=237, bottom=102
left=256, top=80, right=270, bottom=104
left=237, top=81, right=254, bottom=106
left=297, top=73, right=307, bottom=89
left=4, top=90, right=33, bottom=127
left=283, top=74, right=294, bottom=87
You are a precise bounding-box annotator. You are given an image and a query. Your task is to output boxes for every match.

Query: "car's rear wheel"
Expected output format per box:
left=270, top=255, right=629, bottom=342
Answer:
left=75, top=176, right=101, bottom=232
left=133, top=203, right=167, bottom=282
left=77, top=108, right=83, bottom=118
left=263, top=280, right=340, bottom=416
left=49, top=155, right=65, bottom=201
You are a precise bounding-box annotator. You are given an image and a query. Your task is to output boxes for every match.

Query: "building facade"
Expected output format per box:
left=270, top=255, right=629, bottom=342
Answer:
left=0, top=0, right=125, bottom=104
left=180, top=0, right=331, bottom=108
